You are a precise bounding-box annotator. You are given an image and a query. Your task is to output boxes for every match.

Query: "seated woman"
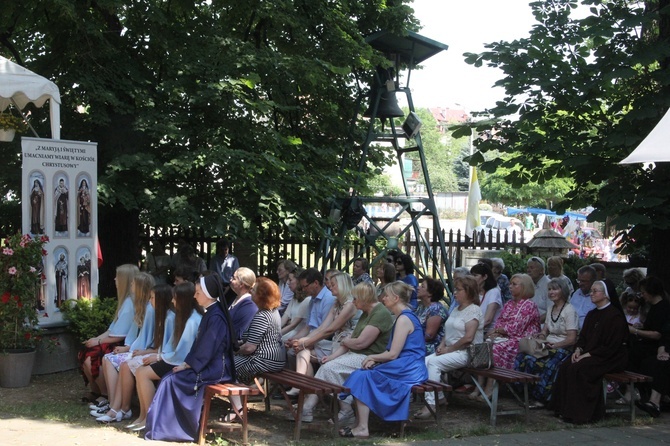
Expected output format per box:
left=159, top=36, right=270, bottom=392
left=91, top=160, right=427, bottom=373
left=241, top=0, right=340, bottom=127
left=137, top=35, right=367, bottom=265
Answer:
left=620, top=276, right=670, bottom=404
left=415, top=277, right=449, bottom=355
left=550, top=280, right=629, bottom=424
left=340, top=281, right=428, bottom=438
left=375, top=261, right=396, bottom=295
left=276, top=259, right=297, bottom=315
left=132, top=282, right=202, bottom=431
left=514, top=278, right=578, bottom=408
left=291, top=282, right=394, bottom=425
left=417, top=275, right=483, bottom=419
left=93, top=272, right=155, bottom=422
left=289, top=272, right=359, bottom=395
left=281, top=268, right=311, bottom=342
left=546, top=256, right=574, bottom=296
left=227, top=277, right=286, bottom=421
left=228, top=267, right=258, bottom=342
left=396, top=254, right=419, bottom=309
left=471, top=273, right=541, bottom=400
left=145, top=274, right=236, bottom=442
left=638, top=333, right=670, bottom=417
left=470, top=263, right=502, bottom=333
left=81, top=264, right=139, bottom=407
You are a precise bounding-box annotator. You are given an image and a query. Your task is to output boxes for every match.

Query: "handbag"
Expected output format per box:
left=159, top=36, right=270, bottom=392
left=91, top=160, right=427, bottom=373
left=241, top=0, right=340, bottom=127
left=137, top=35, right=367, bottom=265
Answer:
left=518, top=337, right=549, bottom=358
left=467, top=340, right=493, bottom=369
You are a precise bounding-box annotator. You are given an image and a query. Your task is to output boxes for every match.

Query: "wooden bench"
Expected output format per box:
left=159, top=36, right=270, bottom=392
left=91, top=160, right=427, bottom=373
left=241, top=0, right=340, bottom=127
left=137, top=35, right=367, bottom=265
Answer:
left=603, top=371, right=653, bottom=421
left=401, top=380, right=453, bottom=436
left=197, top=382, right=263, bottom=446
left=461, top=367, right=540, bottom=427
left=260, top=369, right=349, bottom=441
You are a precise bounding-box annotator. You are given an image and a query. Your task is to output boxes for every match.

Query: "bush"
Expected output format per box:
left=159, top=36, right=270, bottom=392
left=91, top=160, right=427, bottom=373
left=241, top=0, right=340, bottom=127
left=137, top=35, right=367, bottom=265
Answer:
left=60, top=297, right=117, bottom=343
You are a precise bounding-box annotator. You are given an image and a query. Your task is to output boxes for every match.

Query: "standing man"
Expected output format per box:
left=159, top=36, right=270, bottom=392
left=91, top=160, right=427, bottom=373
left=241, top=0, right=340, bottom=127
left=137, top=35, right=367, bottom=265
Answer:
left=209, top=239, right=239, bottom=304
left=527, top=256, right=549, bottom=322
left=352, top=257, right=373, bottom=286
left=569, top=265, right=597, bottom=329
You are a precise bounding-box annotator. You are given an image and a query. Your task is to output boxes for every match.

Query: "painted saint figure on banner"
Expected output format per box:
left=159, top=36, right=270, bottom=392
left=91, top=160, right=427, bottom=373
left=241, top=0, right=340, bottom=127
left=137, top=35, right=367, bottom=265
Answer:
left=29, top=177, right=45, bottom=234
left=54, top=252, right=68, bottom=307
left=54, top=177, right=69, bottom=234
left=76, top=247, right=91, bottom=299
left=77, top=178, right=91, bottom=236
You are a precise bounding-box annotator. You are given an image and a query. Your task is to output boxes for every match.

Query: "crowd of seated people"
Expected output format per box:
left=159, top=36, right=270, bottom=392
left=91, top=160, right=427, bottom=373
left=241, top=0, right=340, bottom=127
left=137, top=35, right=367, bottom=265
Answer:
left=78, top=248, right=670, bottom=442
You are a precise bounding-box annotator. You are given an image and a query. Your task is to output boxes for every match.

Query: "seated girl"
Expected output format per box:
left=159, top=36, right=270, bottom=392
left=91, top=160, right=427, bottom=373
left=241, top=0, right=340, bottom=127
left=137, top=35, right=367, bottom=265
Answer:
left=130, top=282, right=202, bottom=431
left=281, top=268, right=311, bottom=342
left=92, top=272, right=155, bottom=422
left=80, top=264, right=139, bottom=407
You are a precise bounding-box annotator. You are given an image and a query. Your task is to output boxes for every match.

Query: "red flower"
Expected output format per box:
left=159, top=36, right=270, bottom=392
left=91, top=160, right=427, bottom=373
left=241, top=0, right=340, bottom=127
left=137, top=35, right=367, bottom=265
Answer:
left=24, top=332, right=31, bottom=340
left=1, top=292, right=10, bottom=304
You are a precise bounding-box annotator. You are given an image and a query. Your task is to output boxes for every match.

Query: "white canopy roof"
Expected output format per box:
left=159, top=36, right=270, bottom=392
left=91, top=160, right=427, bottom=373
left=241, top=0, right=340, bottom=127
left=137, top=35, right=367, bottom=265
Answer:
left=620, top=109, right=670, bottom=164
left=0, top=56, right=61, bottom=139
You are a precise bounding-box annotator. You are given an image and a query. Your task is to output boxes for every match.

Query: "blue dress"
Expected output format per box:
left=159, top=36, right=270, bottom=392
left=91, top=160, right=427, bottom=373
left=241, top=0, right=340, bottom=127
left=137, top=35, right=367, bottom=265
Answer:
left=145, top=302, right=234, bottom=442
left=343, top=309, right=428, bottom=421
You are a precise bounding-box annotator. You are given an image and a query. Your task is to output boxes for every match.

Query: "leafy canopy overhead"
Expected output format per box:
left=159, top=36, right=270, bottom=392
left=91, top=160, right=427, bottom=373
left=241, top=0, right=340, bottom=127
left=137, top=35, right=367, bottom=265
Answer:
left=455, top=0, right=670, bottom=255
left=0, top=0, right=418, bottom=242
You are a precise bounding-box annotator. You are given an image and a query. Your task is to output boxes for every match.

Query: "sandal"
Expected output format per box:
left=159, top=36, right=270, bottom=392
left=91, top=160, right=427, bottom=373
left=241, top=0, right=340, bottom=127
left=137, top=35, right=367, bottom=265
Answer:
left=338, top=426, right=369, bottom=438
left=636, top=400, right=661, bottom=418
left=413, top=407, right=434, bottom=420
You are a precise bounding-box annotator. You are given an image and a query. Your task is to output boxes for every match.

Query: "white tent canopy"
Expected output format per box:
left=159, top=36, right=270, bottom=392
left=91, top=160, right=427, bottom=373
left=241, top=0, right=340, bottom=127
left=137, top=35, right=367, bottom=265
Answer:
left=620, top=109, right=670, bottom=164
left=0, top=56, right=61, bottom=140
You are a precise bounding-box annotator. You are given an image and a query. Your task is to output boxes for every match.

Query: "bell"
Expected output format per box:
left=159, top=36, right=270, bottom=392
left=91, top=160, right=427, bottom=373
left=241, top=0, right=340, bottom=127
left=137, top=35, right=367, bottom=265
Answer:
left=363, top=89, right=404, bottom=119
left=363, top=66, right=404, bottom=119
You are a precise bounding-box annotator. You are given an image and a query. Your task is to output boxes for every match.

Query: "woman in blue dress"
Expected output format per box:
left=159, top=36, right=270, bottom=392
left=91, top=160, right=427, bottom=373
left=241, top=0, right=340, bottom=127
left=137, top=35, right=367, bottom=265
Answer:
left=145, top=274, right=237, bottom=442
left=341, top=281, right=428, bottom=438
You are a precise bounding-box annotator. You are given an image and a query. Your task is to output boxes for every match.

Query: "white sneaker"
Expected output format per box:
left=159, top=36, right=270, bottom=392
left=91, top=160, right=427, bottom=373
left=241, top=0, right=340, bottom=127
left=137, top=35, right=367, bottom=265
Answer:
left=286, top=409, right=313, bottom=423
left=285, top=387, right=300, bottom=397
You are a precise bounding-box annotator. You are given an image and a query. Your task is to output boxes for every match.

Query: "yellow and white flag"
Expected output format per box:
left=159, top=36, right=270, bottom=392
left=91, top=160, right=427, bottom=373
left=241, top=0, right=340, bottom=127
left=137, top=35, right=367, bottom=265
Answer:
left=465, top=167, right=481, bottom=235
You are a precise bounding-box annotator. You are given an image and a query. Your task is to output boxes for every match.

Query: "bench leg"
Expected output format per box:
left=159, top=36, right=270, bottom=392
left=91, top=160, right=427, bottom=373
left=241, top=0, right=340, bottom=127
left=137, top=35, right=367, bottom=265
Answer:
left=198, top=387, right=214, bottom=446
left=331, top=392, right=340, bottom=435
left=490, top=380, right=499, bottom=427
left=523, top=383, right=529, bottom=422
left=629, top=389, right=636, bottom=422
left=241, top=394, right=249, bottom=445
left=293, top=391, right=305, bottom=442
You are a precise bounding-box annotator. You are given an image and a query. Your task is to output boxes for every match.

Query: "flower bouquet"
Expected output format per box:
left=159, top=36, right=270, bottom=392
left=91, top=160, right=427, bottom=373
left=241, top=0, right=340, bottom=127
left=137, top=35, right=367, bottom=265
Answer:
left=0, top=232, right=49, bottom=351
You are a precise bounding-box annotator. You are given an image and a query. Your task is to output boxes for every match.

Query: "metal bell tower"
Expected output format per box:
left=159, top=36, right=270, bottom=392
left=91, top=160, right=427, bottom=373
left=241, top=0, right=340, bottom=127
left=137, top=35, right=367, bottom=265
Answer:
left=319, top=30, right=453, bottom=290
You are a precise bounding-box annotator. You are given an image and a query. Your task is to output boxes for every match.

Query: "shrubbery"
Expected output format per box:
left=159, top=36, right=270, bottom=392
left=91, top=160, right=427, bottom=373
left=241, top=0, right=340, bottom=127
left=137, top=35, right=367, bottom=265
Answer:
left=60, top=297, right=117, bottom=343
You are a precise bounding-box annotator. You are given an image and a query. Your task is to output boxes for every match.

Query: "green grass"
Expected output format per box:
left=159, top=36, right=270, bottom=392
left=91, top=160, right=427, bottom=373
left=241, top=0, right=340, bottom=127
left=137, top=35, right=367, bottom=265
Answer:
left=0, top=399, right=88, bottom=423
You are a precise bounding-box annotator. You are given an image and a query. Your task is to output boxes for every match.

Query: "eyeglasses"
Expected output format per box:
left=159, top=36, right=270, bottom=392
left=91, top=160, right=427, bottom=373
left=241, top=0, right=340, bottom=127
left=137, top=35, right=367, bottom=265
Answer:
left=590, top=289, right=604, bottom=294
left=386, top=258, right=394, bottom=263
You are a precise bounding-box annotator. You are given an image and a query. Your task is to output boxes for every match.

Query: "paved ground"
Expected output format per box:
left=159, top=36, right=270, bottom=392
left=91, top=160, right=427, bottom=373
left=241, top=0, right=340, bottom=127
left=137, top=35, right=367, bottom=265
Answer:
left=3, top=415, right=670, bottom=446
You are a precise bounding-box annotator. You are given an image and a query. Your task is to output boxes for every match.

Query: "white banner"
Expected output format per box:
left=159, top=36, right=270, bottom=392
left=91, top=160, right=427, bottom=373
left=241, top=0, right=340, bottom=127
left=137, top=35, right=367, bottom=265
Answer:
left=21, top=137, right=98, bottom=326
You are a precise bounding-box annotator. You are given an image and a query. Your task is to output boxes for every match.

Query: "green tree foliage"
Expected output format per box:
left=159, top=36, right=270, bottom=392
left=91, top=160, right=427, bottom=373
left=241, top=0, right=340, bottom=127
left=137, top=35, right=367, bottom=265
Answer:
left=481, top=154, right=575, bottom=207
left=455, top=0, right=670, bottom=278
left=405, top=108, right=466, bottom=193
left=0, top=1, right=418, bottom=291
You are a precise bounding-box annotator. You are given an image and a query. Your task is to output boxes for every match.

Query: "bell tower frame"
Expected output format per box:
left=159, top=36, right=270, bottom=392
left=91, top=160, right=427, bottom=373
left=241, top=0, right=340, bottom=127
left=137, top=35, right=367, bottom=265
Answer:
left=319, top=30, right=454, bottom=291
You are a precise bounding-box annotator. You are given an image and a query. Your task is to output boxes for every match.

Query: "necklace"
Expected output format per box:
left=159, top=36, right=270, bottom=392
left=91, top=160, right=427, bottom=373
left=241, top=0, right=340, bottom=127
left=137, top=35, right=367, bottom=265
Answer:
left=551, top=302, right=565, bottom=323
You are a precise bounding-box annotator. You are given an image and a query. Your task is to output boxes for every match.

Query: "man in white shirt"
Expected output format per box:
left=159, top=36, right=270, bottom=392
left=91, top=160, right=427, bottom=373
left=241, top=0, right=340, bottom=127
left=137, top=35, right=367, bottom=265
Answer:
left=569, top=265, right=597, bottom=329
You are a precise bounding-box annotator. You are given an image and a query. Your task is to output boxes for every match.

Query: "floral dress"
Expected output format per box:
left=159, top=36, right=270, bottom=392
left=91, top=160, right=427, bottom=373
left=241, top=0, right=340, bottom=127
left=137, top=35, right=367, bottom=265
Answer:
left=414, top=302, right=448, bottom=355
left=492, top=298, right=541, bottom=369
